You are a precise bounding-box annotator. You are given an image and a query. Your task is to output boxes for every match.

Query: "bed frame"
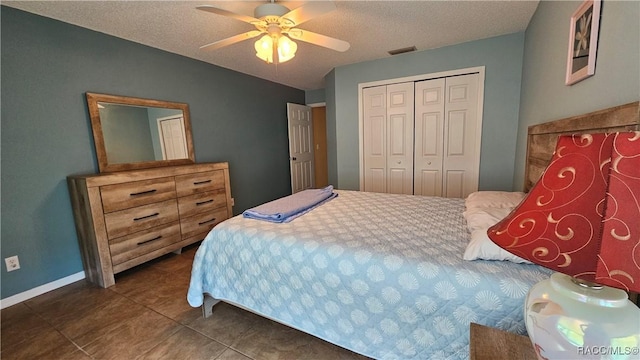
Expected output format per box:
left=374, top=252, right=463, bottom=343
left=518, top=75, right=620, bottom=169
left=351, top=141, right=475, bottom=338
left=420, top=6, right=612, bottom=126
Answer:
left=200, top=102, right=640, bottom=326
left=524, top=101, right=639, bottom=192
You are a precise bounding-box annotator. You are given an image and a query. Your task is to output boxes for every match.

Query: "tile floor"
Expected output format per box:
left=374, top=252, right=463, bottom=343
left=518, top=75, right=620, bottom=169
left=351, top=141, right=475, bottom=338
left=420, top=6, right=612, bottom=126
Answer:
left=0, top=243, right=370, bottom=360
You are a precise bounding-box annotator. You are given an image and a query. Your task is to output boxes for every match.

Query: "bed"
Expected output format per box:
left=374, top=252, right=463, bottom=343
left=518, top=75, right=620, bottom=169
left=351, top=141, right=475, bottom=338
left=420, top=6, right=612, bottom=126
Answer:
left=187, top=101, right=639, bottom=359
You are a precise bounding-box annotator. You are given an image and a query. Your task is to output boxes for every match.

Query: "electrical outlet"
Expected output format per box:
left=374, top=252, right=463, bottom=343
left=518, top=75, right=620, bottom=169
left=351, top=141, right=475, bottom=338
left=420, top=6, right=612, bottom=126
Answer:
left=5, top=256, right=20, bottom=272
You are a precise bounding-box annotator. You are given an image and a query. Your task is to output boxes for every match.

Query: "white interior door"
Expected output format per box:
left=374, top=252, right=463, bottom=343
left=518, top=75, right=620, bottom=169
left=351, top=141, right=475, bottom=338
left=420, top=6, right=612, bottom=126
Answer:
left=386, top=82, right=414, bottom=195
left=287, top=103, right=314, bottom=193
left=157, top=115, right=187, bottom=160
left=363, top=82, right=415, bottom=195
left=362, top=86, right=387, bottom=193
left=414, top=78, right=445, bottom=196
left=443, top=73, right=480, bottom=198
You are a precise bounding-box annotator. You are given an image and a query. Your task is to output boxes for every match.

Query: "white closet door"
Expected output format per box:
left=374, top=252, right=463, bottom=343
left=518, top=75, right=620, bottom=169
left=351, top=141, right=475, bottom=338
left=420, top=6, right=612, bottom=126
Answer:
left=443, top=73, right=480, bottom=198
left=386, top=82, right=415, bottom=195
left=414, top=78, right=445, bottom=196
left=363, top=86, right=387, bottom=193
left=363, top=83, right=414, bottom=194
left=362, top=72, right=480, bottom=198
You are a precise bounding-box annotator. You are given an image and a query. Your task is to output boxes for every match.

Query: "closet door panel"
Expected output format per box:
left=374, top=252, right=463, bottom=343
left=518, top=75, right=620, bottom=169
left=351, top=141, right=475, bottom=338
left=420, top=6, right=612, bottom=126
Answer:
left=386, top=82, right=414, bottom=195
left=445, top=170, right=465, bottom=198
left=417, top=170, right=440, bottom=197
left=368, top=116, right=385, bottom=156
left=420, top=114, right=440, bottom=155
left=443, top=74, right=479, bottom=198
left=446, top=110, right=467, bottom=155
left=389, top=114, right=409, bottom=155
left=368, top=168, right=386, bottom=193
left=361, top=71, right=481, bottom=198
left=414, top=78, right=445, bottom=196
left=388, top=168, right=410, bottom=195
left=363, top=86, right=387, bottom=193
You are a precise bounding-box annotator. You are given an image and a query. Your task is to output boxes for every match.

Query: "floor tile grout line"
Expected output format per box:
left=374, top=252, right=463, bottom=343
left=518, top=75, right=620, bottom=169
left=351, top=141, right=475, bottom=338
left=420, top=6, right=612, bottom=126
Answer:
left=104, top=262, right=240, bottom=360
left=22, top=301, right=94, bottom=359
left=3, top=245, right=282, bottom=360
left=225, top=344, right=259, bottom=360
left=105, top=281, right=203, bottom=360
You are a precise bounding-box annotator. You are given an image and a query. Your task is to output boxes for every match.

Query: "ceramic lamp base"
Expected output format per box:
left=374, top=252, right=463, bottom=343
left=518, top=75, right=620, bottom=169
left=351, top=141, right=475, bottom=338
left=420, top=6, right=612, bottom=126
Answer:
left=525, top=273, right=640, bottom=359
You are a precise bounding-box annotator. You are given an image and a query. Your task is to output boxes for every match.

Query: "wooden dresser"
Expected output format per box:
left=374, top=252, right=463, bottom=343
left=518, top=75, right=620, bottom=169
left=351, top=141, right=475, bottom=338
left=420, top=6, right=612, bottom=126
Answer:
left=68, top=162, right=232, bottom=287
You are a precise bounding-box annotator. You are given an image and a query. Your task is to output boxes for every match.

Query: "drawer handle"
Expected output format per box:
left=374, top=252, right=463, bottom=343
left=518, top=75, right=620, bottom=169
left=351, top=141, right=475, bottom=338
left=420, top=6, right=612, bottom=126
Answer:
left=130, top=189, right=157, bottom=196
left=193, top=180, right=212, bottom=185
left=133, top=212, right=160, bottom=221
left=199, top=218, right=216, bottom=226
left=196, top=199, right=214, bottom=206
left=137, top=235, right=162, bottom=246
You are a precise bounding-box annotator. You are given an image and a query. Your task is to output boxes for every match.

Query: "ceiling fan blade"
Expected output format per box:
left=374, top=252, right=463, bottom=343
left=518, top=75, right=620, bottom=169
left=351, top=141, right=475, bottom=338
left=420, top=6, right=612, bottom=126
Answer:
left=279, top=2, right=336, bottom=27
left=288, top=29, right=350, bottom=52
left=200, top=30, right=263, bottom=50
left=196, top=5, right=261, bottom=24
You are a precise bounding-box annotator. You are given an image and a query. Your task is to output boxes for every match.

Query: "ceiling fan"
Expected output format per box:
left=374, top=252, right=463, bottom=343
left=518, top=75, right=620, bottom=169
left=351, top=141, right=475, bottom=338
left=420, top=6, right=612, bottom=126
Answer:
left=197, top=1, right=350, bottom=64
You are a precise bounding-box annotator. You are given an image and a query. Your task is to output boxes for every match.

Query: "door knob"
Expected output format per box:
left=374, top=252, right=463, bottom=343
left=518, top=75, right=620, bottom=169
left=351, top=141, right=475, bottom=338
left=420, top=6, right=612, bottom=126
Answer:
left=397, top=161, right=402, bottom=164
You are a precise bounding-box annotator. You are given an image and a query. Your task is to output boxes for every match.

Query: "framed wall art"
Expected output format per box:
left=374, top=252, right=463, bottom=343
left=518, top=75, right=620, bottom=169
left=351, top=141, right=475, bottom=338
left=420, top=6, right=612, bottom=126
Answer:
left=565, top=0, right=602, bottom=85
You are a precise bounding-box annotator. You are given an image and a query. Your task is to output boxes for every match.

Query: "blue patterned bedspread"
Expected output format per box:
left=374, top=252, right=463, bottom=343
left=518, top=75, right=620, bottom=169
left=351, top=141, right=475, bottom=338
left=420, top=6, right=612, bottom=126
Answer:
left=187, top=190, right=551, bottom=359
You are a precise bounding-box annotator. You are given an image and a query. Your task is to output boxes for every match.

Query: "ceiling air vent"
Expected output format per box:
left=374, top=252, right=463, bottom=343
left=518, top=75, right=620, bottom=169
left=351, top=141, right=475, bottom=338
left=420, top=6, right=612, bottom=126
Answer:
left=388, top=46, right=417, bottom=56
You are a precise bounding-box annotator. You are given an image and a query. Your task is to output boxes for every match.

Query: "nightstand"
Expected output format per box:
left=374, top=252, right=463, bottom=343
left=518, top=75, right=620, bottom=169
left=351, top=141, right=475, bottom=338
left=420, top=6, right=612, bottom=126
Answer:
left=469, top=323, right=537, bottom=360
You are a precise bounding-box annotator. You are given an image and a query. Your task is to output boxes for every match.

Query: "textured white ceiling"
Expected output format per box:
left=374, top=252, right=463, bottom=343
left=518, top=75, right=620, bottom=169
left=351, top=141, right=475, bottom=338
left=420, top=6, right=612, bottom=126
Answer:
left=4, top=1, right=540, bottom=90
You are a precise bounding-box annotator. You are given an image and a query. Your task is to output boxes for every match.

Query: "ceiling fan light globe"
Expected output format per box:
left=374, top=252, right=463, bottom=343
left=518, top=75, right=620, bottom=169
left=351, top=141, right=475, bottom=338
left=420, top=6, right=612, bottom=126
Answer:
left=255, top=35, right=274, bottom=63
left=277, top=36, right=297, bottom=63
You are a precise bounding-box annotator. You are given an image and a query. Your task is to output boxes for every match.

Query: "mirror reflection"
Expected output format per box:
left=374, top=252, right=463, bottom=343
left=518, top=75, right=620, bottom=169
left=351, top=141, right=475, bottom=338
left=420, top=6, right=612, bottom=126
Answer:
left=98, top=103, right=187, bottom=163
left=86, top=92, right=195, bottom=173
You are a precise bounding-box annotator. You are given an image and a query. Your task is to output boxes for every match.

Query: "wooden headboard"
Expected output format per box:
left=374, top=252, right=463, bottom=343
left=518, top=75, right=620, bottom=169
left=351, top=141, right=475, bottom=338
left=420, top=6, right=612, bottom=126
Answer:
left=524, top=101, right=639, bottom=192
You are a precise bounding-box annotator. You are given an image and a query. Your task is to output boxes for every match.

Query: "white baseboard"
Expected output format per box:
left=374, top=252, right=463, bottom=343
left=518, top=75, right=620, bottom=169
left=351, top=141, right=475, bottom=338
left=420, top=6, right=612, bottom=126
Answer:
left=1, top=271, right=85, bottom=309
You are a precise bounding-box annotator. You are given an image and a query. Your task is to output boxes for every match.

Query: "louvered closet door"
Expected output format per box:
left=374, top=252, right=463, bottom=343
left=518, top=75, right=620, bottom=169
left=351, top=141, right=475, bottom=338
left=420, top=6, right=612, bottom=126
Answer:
left=414, top=78, right=445, bottom=196
left=442, top=74, right=479, bottom=198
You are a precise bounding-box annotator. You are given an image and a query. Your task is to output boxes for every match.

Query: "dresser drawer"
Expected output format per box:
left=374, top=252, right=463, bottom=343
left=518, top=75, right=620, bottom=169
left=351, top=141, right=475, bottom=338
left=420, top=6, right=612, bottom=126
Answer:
left=101, top=177, right=176, bottom=213
left=180, top=207, right=228, bottom=240
left=175, top=170, right=224, bottom=197
left=104, top=199, right=179, bottom=239
left=177, top=189, right=227, bottom=218
left=109, top=222, right=181, bottom=267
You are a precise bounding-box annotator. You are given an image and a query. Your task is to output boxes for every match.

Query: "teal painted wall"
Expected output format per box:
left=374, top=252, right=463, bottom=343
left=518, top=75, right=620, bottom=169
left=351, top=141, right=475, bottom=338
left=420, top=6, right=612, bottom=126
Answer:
left=515, top=0, right=640, bottom=188
left=305, top=88, right=326, bottom=104
left=1, top=7, right=304, bottom=299
left=325, top=70, right=338, bottom=187
left=327, top=32, right=526, bottom=191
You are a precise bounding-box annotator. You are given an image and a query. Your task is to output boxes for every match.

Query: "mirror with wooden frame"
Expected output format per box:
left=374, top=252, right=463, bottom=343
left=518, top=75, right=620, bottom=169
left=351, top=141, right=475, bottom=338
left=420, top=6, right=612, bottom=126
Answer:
left=86, top=92, right=195, bottom=173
